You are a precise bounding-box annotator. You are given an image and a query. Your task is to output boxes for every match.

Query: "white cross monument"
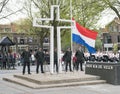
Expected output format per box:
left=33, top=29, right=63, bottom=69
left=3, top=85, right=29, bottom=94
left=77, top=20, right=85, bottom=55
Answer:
left=33, top=5, right=74, bottom=74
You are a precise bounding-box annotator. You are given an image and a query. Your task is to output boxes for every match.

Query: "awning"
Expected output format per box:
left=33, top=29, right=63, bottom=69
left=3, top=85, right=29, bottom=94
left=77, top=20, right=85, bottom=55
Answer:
left=0, top=36, right=15, bottom=46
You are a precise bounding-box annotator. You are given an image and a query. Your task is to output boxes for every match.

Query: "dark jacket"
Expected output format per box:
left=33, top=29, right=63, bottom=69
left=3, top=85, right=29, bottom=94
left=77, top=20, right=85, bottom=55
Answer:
left=35, top=51, right=44, bottom=62
left=21, top=50, right=31, bottom=62
left=64, top=51, right=72, bottom=62
left=54, top=51, right=58, bottom=62
left=75, top=50, right=85, bottom=63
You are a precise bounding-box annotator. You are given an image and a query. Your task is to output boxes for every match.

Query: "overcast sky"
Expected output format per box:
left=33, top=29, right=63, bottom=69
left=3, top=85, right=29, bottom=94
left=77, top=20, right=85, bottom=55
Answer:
left=96, top=9, right=117, bottom=28
left=0, top=0, right=26, bottom=24
left=0, top=0, right=117, bottom=28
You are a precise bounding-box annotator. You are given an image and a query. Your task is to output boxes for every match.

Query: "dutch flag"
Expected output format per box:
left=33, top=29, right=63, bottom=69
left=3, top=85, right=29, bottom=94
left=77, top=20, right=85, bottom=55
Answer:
left=72, top=19, right=98, bottom=53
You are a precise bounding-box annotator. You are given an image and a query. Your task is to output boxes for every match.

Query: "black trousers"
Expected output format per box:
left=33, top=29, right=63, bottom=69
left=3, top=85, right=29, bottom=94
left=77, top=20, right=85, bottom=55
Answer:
left=65, top=60, right=72, bottom=72
left=76, top=60, right=83, bottom=71
left=36, top=61, right=44, bottom=73
left=23, top=61, right=30, bottom=74
left=3, top=61, right=6, bottom=69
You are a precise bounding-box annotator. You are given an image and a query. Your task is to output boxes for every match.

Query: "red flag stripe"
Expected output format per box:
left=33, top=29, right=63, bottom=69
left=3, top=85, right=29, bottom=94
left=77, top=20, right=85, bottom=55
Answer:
left=76, top=22, right=98, bottom=40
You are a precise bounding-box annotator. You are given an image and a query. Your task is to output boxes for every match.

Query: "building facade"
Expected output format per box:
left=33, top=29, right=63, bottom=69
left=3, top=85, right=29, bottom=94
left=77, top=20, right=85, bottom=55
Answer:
left=101, top=17, right=120, bottom=52
left=0, top=23, right=49, bottom=53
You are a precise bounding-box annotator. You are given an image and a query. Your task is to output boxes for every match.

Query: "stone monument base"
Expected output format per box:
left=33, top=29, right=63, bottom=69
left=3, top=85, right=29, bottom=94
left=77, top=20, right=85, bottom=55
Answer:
left=85, top=62, right=120, bottom=85
left=3, top=71, right=106, bottom=89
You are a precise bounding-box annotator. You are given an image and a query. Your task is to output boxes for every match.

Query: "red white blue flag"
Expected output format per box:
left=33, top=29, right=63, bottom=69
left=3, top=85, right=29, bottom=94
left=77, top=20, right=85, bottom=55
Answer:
left=72, top=19, right=98, bottom=53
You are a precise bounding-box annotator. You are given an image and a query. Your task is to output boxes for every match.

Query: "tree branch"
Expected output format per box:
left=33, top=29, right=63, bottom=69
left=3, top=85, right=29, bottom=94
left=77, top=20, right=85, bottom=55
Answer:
left=0, top=0, right=9, bottom=13
left=0, top=8, right=23, bottom=20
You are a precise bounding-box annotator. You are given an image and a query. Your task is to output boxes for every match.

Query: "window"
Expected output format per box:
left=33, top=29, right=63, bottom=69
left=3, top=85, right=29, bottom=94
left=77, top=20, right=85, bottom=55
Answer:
left=104, top=48, right=107, bottom=51
left=116, top=25, right=119, bottom=32
left=118, top=35, right=120, bottom=42
left=0, top=28, right=3, bottom=32
left=20, top=39, right=24, bottom=44
left=104, top=35, right=112, bottom=43
left=28, top=37, right=33, bottom=43
left=13, top=37, right=17, bottom=43
left=44, top=38, right=49, bottom=43
left=108, top=47, right=113, bottom=51
left=109, top=26, right=113, bottom=32
left=118, top=47, right=120, bottom=50
left=4, top=28, right=11, bottom=32
left=107, top=36, right=112, bottom=43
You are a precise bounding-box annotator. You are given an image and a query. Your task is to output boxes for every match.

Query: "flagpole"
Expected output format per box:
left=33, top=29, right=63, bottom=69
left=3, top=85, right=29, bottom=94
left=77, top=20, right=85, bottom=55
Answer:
left=70, top=0, right=73, bottom=70
left=70, top=0, right=72, bottom=49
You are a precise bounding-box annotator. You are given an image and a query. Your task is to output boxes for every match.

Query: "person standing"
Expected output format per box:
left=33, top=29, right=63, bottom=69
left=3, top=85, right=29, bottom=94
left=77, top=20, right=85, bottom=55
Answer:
left=73, top=55, right=77, bottom=71
left=35, top=47, right=44, bottom=74
left=2, top=53, right=7, bottom=69
left=63, top=47, right=72, bottom=72
left=7, top=52, right=13, bottom=69
left=31, top=50, right=36, bottom=65
left=54, top=48, right=58, bottom=73
left=21, top=46, right=31, bottom=75
left=0, top=51, right=3, bottom=69
left=12, top=52, right=16, bottom=69
left=75, top=47, right=85, bottom=71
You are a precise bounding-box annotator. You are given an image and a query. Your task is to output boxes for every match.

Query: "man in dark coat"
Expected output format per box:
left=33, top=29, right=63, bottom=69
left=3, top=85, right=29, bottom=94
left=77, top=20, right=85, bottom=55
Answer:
left=75, top=47, right=85, bottom=71
left=54, top=48, right=58, bottom=73
left=64, top=47, right=72, bottom=72
left=21, top=46, right=31, bottom=75
left=35, top=47, right=44, bottom=73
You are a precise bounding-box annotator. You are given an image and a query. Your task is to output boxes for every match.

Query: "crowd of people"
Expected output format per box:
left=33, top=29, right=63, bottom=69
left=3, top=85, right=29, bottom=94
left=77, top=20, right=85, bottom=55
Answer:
left=0, top=51, right=16, bottom=70
left=84, top=51, right=120, bottom=63
left=1, top=46, right=120, bottom=75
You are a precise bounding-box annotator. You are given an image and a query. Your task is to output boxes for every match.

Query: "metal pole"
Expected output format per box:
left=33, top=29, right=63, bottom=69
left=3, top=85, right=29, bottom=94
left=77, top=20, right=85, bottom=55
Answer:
left=70, top=0, right=73, bottom=70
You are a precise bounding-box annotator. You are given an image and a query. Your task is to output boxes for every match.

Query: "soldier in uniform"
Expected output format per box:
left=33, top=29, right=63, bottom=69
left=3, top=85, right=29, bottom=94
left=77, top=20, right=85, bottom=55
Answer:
left=75, top=47, right=85, bottom=71
left=35, top=47, right=44, bottom=73
left=63, top=47, right=72, bottom=72
left=21, top=46, right=31, bottom=75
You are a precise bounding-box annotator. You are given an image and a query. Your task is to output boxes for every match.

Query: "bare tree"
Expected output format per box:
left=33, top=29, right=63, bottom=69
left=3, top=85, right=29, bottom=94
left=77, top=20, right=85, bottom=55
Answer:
left=0, top=0, right=23, bottom=20
left=0, top=0, right=9, bottom=13
left=102, top=0, right=120, bottom=19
